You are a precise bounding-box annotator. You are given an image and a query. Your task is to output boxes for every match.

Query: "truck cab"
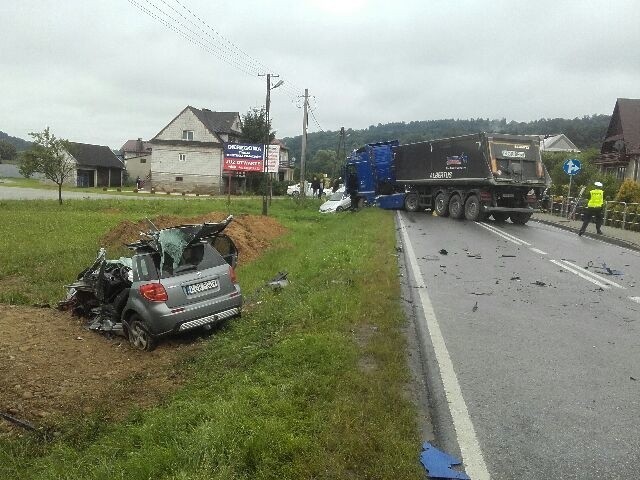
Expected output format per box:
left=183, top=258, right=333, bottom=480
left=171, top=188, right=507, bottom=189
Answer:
left=345, top=140, right=399, bottom=206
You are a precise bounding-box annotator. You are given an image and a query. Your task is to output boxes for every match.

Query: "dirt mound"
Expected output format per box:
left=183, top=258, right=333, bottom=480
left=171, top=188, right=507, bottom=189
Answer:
left=100, top=213, right=287, bottom=264
left=0, top=305, right=203, bottom=434
left=1, top=213, right=287, bottom=434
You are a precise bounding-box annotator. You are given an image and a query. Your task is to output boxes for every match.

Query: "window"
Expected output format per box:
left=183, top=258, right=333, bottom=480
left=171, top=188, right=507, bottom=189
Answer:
left=139, top=158, right=146, bottom=164
left=182, top=130, right=194, bottom=141
left=176, top=176, right=183, bottom=182
left=179, top=153, right=186, bottom=162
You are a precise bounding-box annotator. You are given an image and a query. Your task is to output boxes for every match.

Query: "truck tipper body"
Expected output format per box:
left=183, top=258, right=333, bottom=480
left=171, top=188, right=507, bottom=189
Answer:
left=345, top=133, right=550, bottom=224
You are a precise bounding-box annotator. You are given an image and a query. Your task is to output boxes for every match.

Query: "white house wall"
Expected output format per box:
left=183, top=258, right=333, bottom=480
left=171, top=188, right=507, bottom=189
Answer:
left=155, top=109, right=219, bottom=143
left=151, top=145, right=223, bottom=193
left=125, top=155, right=152, bottom=182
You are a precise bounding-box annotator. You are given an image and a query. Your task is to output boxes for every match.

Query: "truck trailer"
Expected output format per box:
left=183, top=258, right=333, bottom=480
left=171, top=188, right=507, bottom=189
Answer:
left=345, top=133, right=551, bottom=224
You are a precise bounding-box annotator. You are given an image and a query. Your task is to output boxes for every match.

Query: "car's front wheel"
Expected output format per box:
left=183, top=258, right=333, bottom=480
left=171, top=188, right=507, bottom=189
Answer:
left=128, top=316, right=156, bottom=351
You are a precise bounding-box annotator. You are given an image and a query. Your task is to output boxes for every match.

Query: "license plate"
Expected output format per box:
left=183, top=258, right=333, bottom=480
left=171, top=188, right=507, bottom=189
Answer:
left=184, top=279, right=218, bottom=295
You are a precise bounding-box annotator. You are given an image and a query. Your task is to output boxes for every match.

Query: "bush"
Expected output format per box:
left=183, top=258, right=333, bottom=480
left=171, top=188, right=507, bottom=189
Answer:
left=614, top=179, right=640, bottom=203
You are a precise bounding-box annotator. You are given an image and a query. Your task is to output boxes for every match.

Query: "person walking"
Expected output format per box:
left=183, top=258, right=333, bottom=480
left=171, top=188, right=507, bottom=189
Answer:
left=578, top=181, right=605, bottom=236
left=311, top=176, right=320, bottom=198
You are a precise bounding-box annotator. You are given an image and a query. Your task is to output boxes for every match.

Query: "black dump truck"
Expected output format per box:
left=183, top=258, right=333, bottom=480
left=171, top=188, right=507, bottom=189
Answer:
left=346, top=133, right=551, bottom=224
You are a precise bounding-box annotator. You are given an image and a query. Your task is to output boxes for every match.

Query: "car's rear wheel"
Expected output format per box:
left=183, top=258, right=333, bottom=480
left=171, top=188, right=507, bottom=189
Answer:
left=128, top=316, right=156, bottom=351
left=449, top=194, right=464, bottom=219
left=336, top=206, right=344, bottom=212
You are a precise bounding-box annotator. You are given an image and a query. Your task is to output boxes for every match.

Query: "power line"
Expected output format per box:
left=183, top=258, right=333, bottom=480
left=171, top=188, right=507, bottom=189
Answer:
left=127, top=0, right=324, bottom=128
left=160, top=0, right=269, bottom=75
left=129, top=0, right=257, bottom=76
left=308, top=105, right=325, bottom=132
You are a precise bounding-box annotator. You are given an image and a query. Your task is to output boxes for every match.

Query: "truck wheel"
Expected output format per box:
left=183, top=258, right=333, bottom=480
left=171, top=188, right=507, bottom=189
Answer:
left=464, top=195, right=483, bottom=221
left=434, top=192, right=449, bottom=217
left=492, top=212, right=509, bottom=222
left=404, top=193, right=420, bottom=212
left=510, top=212, right=532, bottom=225
left=449, top=194, right=464, bottom=219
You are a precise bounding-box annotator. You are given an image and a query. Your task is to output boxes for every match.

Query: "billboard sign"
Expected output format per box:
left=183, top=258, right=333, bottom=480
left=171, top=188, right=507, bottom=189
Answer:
left=266, top=144, right=280, bottom=173
left=223, top=143, right=264, bottom=172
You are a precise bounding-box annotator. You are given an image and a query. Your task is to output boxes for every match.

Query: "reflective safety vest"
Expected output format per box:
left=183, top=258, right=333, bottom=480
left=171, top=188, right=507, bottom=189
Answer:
left=587, top=188, right=604, bottom=208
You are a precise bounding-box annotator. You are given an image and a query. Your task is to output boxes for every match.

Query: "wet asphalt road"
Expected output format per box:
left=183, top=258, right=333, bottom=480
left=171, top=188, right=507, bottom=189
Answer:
left=399, top=212, right=640, bottom=479
left=0, top=185, right=136, bottom=200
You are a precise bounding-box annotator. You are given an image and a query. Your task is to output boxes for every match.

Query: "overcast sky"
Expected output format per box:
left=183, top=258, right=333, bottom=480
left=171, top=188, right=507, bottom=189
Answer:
left=2, top=0, right=638, bottom=149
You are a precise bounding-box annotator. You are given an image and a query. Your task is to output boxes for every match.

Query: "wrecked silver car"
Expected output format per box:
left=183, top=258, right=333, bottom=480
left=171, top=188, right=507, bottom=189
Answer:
left=59, top=215, right=242, bottom=351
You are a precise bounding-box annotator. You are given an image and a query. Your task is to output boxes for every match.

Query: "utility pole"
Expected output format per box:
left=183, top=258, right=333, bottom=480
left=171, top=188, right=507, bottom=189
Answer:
left=259, top=73, right=280, bottom=215
left=332, top=126, right=345, bottom=181
left=299, top=88, right=309, bottom=197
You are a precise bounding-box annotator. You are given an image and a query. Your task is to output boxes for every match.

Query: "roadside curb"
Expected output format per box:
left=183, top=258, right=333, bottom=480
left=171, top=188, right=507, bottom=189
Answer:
left=532, top=218, right=640, bottom=253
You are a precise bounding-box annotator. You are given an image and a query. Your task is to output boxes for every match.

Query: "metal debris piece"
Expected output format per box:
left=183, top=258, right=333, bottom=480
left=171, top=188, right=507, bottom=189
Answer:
left=0, top=412, right=38, bottom=432
left=472, top=301, right=478, bottom=312
left=501, top=255, right=516, bottom=258
left=268, top=271, right=289, bottom=290
left=439, top=249, right=448, bottom=255
left=533, top=281, right=547, bottom=287
left=510, top=276, right=521, bottom=281
left=420, top=442, right=470, bottom=480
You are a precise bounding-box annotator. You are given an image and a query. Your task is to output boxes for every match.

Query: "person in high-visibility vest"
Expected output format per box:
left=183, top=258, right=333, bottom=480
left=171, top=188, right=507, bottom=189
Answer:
left=578, top=181, right=604, bottom=236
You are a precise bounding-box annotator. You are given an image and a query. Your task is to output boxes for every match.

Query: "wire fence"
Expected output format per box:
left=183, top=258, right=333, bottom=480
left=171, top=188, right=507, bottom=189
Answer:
left=544, top=198, right=640, bottom=231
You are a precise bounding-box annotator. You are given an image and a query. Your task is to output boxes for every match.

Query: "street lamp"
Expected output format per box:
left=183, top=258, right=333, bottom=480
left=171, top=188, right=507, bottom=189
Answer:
left=261, top=74, right=284, bottom=215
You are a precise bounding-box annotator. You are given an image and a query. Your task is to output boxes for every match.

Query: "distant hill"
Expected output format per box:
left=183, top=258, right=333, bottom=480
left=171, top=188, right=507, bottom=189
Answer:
left=0, top=131, right=32, bottom=151
left=282, top=115, right=610, bottom=172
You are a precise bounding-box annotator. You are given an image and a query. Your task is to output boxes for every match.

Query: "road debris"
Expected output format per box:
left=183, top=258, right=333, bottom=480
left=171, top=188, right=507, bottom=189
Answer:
left=420, top=442, right=470, bottom=479
left=533, top=281, right=547, bottom=287
left=500, top=254, right=516, bottom=258
left=0, top=411, right=38, bottom=433
left=439, top=249, right=448, bottom=255
left=472, top=301, right=478, bottom=312
left=510, top=276, right=521, bottom=281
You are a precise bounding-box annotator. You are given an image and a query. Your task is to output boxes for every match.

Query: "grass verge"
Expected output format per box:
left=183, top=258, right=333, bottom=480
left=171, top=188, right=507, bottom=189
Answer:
left=0, top=198, right=423, bottom=479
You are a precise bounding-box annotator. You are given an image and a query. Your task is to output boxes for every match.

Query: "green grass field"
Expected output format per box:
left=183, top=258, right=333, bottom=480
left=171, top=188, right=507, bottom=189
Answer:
left=0, top=198, right=423, bottom=479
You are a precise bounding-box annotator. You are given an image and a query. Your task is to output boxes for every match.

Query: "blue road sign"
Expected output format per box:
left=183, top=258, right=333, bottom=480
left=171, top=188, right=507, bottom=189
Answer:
left=563, top=159, right=581, bottom=176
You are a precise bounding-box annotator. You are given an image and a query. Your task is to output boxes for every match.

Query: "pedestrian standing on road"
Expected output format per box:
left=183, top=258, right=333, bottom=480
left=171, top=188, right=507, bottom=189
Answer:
left=311, top=176, right=320, bottom=198
left=578, top=181, right=604, bottom=236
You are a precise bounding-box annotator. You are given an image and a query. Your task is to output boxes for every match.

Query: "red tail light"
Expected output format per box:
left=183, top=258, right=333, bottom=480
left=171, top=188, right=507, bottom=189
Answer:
left=229, top=266, right=237, bottom=284
left=139, top=283, right=168, bottom=302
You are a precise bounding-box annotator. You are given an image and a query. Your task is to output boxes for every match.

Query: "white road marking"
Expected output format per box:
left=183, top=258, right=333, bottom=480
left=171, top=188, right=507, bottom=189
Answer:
left=628, top=297, right=640, bottom=304
left=476, top=223, right=523, bottom=245
left=397, top=212, right=491, bottom=480
left=478, top=223, right=532, bottom=246
left=555, top=259, right=625, bottom=289
left=529, top=248, right=548, bottom=255
left=549, top=260, right=611, bottom=289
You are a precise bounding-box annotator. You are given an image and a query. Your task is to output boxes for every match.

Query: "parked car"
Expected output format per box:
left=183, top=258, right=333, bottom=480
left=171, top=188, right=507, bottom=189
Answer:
left=319, top=189, right=350, bottom=213
left=59, top=216, right=242, bottom=351
left=286, top=182, right=314, bottom=197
